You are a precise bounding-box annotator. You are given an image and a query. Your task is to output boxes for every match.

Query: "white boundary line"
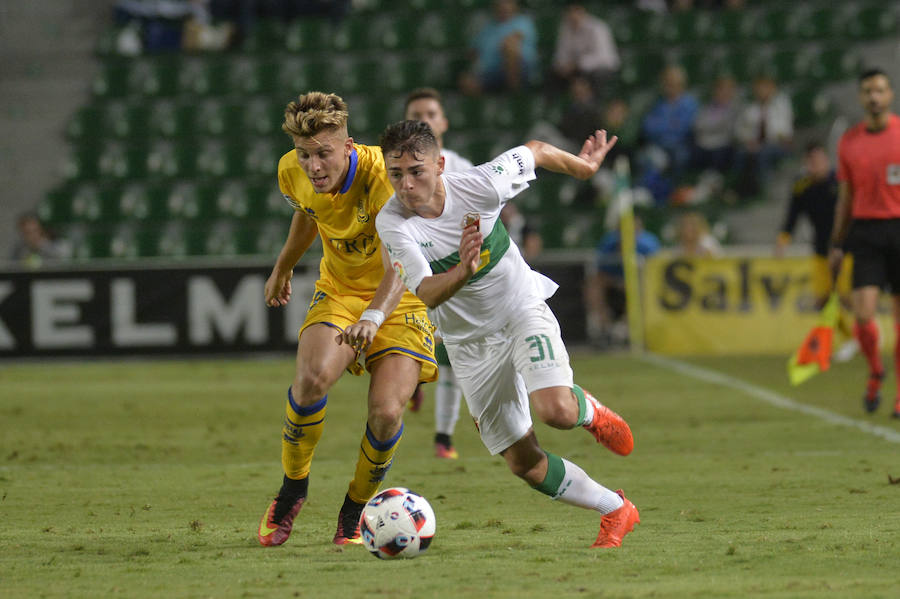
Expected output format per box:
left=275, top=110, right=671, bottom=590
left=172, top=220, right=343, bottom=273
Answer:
left=640, top=353, right=900, bottom=445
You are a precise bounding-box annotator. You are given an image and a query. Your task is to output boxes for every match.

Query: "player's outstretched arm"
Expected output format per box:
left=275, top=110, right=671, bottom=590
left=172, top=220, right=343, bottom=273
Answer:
left=415, top=223, right=483, bottom=309
left=337, top=245, right=407, bottom=352
left=265, top=210, right=318, bottom=307
left=524, top=130, right=618, bottom=181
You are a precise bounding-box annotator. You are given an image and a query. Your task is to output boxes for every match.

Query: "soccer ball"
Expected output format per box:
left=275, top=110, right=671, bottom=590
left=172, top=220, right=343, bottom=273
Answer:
left=359, top=487, right=436, bottom=559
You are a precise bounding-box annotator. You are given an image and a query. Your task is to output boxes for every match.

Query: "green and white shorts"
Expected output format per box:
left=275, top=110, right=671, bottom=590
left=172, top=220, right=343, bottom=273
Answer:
left=444, top=302, right=573, bottom=455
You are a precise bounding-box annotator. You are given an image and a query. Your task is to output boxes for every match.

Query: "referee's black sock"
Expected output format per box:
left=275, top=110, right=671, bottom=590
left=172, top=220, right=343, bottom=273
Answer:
left=435, top=433, right=452, bottom=447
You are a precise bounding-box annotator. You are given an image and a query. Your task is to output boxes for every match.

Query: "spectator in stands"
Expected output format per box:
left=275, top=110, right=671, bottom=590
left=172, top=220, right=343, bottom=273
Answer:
left=527, top=76, right=604, bottom=154
left=670, top=211, right=722, bottom=257
left=10, top=212, right=67, bottom=269
left=693, top=74, right=739, bottom=174
left=550, top=2, right=620, bottom=96
left=459, top=0, right=538, bottom=96
left=584, top=217, right=660, bottom=347
left=733, top=73, right=794, bottom=197
left=637, top=64, right=699, bottom=203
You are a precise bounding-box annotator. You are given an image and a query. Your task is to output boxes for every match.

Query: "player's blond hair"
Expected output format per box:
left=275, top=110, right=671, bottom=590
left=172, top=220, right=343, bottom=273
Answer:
left=282, top=92, right=349, bottom=138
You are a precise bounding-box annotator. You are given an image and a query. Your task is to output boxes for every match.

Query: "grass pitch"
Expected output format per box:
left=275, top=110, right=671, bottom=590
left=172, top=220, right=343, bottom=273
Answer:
left=1, top=352, right=898, bottom=598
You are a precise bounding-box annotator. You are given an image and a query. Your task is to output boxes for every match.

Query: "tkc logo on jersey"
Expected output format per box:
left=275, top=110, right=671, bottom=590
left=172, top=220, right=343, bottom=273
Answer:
left=329, top=232, right=377, bottom=256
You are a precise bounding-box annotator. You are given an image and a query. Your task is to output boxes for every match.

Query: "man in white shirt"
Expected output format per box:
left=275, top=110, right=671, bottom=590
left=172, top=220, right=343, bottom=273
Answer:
left=402, top=88, right=474, bottom=460
left=375, top=120, right=639, bottom=548
left=551, top=2, right=620, bottom=92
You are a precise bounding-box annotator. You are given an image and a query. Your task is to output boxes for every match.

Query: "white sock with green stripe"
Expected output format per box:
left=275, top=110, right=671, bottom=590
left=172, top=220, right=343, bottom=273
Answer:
left=573, top=384, right=595, bottom=427
left=533, top=451, right=624, bottom=514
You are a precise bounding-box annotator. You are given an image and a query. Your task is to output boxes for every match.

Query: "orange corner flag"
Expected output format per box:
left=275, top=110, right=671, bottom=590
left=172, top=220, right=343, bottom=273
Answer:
left=787, top=293, right=840, bottom=386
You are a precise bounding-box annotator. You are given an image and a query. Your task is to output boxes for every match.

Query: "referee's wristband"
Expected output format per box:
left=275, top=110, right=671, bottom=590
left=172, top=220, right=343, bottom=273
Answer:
left=360, top=309, right=385, bottom=328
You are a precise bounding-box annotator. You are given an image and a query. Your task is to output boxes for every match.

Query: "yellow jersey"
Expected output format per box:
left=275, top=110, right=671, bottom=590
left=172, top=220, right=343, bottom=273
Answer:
left=277, top=143, right=416, bottom=303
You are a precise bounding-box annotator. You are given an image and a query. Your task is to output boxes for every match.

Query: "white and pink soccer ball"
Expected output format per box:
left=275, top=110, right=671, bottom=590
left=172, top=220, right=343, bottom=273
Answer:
left=359, top=487, right=436, bottom=559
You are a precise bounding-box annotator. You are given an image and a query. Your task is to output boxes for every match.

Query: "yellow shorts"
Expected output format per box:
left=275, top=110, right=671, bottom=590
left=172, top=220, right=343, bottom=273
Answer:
left=300, top=281, right=438, bottom=383
left=811, top=254, right=852, bottom=301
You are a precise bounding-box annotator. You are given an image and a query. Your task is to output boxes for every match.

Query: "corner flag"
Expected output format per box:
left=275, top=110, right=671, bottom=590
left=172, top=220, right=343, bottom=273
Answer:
left=787, top=292, right=840, bottom=386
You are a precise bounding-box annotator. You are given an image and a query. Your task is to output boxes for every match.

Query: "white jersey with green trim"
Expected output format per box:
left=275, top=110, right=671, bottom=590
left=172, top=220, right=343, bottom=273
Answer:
left=376, top=145, right=558, bottom=343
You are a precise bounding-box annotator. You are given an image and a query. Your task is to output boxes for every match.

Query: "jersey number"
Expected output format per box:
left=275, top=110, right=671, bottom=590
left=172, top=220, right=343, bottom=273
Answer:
left=526, top=334, right=555, bottom=363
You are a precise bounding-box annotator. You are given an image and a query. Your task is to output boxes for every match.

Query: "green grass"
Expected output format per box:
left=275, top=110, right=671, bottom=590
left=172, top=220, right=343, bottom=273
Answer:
left=1, top=352, right=899, bottom=598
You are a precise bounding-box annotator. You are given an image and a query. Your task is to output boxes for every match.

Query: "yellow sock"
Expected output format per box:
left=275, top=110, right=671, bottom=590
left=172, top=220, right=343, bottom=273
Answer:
left=347, top=424, right=403, bottom=504
left=281, top=389, right=326, bottom=480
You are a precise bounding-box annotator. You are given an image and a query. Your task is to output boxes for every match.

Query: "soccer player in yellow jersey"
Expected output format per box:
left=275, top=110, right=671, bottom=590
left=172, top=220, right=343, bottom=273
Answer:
left=257, top=92, right=438, bottom=547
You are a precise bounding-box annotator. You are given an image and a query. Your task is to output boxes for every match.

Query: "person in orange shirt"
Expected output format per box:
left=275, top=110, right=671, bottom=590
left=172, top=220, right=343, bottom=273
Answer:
left=829, top=69, right=900, bottom=417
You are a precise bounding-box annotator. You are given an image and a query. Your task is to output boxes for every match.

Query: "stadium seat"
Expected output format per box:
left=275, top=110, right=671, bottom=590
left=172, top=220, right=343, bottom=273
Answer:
left=792, top=6, right=840, bottom=40
left=92, top=62, right=129, bottom=98
left=791, top=85, right=833, bottom=127
left=706, top=9, right=750, bottom=43
left=227, top=57, right=280, bottom=95
left=166, top=181, right=217, bottom=220
left=285, top=19, right=333, bottom=52
left=618, top=49, right=665, bottom=89
left=844, top=5, right=898, bottom=39
left=332, top=16, right=374, bottom=52
left=194, top=100, right=243, bottom=136
left=61, top=224, right=112, bottom=260
left=444, top=96, right=488, bottom=130
left=277, top=58, right=331, bottom=96
left=796, top=44, right=861, bottom=82
left=98, top=142, right=148, bottom=180
left=660, top=10, right=704, bottom=43
left=242, top=97, right=284, bottom=137
left=148, top=101, right=196, bottom=138
left=255, top=218, right=291, bottom=256
left=196, top=140, right=246, bottom=178
left=146, top=140, right=196, bottom=178
left=242, top=19, right=286, bottom=53
left=64, top=142, right=102, bottom=180
left=178, top=58, right=231, bottom=96
left=39, top=187, right=74, bottom=225
left=748, top=7, right=792, bottom=41
left=129, top=57, right=179, bottom=96
left=419, top=12, right=467, bottom=50
left=69, top=184, right=116, bottom=224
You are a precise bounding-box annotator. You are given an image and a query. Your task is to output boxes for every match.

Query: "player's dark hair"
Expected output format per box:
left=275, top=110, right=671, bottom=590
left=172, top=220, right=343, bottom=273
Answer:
left=859, top=68, right=889, bottom=85
left=380, top=120, right=439, bottom=160
left=404, top=87, right=443, bottom=111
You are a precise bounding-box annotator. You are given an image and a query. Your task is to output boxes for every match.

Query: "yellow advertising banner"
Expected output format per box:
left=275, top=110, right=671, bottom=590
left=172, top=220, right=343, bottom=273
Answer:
left=642, top=255, right=895, bottom=355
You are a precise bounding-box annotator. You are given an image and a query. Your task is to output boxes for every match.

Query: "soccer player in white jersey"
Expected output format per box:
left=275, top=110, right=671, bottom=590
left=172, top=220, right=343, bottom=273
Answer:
left=375, top=120, right=639, bottom=548
left=404, top=87, right=474, bottom=459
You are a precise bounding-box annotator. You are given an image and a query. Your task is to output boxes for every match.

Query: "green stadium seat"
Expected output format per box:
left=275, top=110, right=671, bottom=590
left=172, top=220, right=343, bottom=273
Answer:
left=277, top=59, right=331, bottom=96
left=242, top=98, right=284, bottom=137
left=749, top=8, right=792, bottom=41
left=263, top=188, right=294, bottom=219
left=194, top=100, right=243, bottom=136
left=619, top=49, right=665, bottom=89
left=146, top=140, right=196, bottom=178
left=791, top=85, right=833, bottom=127
left=129, top=57, right=179, bottom=96
left=64, top=142, right=102, bottom=180
left=196, top=140, right=246, bottom=178
left=707, top=9, right=750, bottom=43
left=844, top=6, right=897, bottom=39
left=67, top=107, right=103, bottom=141
left=39, top=187, right=74, bottom=225
left=255, top=219, right=291, bottom=256
left=213, top=182, right=254, bottom=220
left=178, top=58, right=230, bottom=96
left=148, top=101, right=196, bottom=138
left=98, top=142, right=148, bottom=180
left=419, top=12, right=467, bottom=50
left=796, top=44, right=861, bottom=82
left=166, top=182, right=217, bottom=220
left=676, top=50, right=720, bottom=88
left=333, top=16, right=374, bottom=52
left=660, top=10, right=704, bottom=43
left=92, top=62, right=129, bottom=98
left=155, top=221, right=194, bottom=257
left=770, top=48, right=800, bottom=82
left=242, top=19, right=286, bottom=53
left=69, top=184, right=117, bottom=224
left=116, top=182, right=170, bottom=222
left=534, top=9, right=560, bottom=50
left=227, top=57, right=280, bottom=95
left=444, top=96, right=487, bottom=130
left=285, top=19, right=333, bottom=52
left=69, top=226, right=113, bottom=260
left=793, top=7, right=839, bottom=40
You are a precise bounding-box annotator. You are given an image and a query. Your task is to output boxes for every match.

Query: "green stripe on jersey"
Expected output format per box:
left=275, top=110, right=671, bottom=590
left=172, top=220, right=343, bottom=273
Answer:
left=428, top=218, right=510, bottom=284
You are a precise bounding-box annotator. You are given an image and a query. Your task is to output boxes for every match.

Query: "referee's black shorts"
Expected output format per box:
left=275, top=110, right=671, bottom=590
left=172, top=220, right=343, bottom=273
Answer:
left=845, top=218, right=900, bottom=292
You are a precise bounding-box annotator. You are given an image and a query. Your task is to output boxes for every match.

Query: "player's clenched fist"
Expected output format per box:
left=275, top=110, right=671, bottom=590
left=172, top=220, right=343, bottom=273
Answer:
left=459, top=223, right=483, bottom=277
left=265, top=269, right=292, bottom=307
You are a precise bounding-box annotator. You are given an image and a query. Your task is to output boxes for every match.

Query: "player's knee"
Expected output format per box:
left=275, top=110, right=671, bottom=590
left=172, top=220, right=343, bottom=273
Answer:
left=531, top=390, right=577, bottom=429
left=293, top=367, right=330, bottom=401
left=367, top=397, right=404, bottom=433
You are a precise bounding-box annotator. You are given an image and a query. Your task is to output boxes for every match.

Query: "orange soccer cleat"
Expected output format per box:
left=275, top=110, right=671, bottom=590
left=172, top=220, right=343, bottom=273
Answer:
left=583, top=391, right=634, bottom=456
left=333, top=495, right=365, bottom=545
left=591, top=490, right=640, bottom=548
left=434, top=441, right=459, bottom=459
left=258, top=495, right=305, bottom=547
